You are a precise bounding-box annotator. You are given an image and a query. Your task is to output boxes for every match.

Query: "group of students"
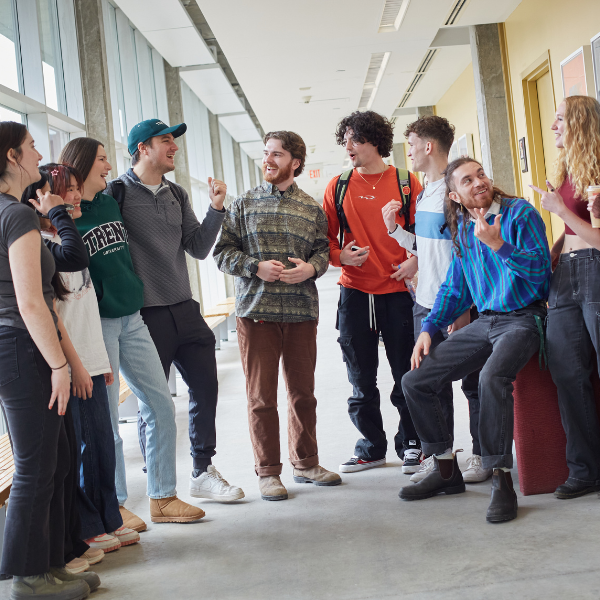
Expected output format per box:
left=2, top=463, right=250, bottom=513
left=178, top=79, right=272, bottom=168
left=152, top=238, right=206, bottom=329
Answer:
left=0, top=92, right=599, bottom=600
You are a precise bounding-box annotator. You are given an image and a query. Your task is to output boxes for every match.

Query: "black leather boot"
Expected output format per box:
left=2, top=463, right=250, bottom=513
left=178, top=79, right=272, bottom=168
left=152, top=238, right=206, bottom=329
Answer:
left=486, top=469, right=518, bottom=523
left=399, top=454, right=465, bottom=501
left=554, top=481, right=600, bottom=499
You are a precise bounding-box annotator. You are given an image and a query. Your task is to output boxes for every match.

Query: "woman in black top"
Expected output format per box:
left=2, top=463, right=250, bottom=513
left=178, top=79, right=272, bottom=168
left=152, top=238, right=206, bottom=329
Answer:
left=0, top=122, right=89, bottom=600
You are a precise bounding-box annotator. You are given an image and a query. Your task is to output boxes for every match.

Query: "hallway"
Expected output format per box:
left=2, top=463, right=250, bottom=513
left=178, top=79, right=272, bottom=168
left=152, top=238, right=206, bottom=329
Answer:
left=4, top=269, right=598, bottom=600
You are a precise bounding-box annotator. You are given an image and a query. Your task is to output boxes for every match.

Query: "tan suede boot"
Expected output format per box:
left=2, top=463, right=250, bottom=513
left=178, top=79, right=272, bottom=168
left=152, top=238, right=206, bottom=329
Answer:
left=293, top=465, right=342, bottom=486
left=119, top=506, right=147, bottom=532
left=149, top=496, right=205, bottom=523
left=258, top=475, right=288, bottom=501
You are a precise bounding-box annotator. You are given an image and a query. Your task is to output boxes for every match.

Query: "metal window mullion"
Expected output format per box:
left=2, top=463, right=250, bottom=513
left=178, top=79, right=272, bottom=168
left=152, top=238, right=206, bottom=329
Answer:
left=57, top=0, right=83, bottom=122
left=15, top=0, right=45, bottom=105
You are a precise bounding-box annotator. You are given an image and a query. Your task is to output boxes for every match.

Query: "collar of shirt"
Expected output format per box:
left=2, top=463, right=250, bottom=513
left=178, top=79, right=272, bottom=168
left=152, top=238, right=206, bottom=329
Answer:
left=485, top=200, right=501, bottom=217
left=260, top=180, right=298, bottom=197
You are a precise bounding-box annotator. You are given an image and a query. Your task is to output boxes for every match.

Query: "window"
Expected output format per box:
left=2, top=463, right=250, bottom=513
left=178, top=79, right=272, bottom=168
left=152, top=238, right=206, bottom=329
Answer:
left=48, top=127, right=69, bottom=162
left=0, top=104, right=23, bottom=123
left=592, top=33, right=600, bottom=102
left=0, top=0, right=21, bottom=92
left=36, top=0, right=66, bottom=113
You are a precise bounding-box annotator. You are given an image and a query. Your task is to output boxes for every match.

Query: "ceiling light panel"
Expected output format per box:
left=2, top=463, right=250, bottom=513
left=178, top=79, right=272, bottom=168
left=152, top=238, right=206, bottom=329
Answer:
left=379, top=0, right=411, bottom=33
left=218, top=113, right=261, bottom=143
left=398, top=49, right=438, bottom=107
left=358, top=51, right=391, bottom=110
left=180, top=66, right=245, bottom=114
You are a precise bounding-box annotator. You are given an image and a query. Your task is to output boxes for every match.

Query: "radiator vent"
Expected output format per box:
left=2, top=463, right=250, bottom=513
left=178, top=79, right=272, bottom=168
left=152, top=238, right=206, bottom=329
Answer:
left=444, top=0, right=471, bottom=26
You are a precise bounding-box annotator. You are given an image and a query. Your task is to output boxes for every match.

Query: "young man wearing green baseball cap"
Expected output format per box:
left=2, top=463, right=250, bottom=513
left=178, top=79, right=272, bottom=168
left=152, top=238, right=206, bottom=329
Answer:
left=106, top=119, right=244, bottom=508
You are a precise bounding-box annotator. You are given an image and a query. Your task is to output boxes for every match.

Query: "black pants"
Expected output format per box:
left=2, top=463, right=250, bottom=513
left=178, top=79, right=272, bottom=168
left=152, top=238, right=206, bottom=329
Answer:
left=336, top=286, right=417, bottom=460
left=138, top=299, right=218, bottom=471
left=0, top=326, right=69, bottom=576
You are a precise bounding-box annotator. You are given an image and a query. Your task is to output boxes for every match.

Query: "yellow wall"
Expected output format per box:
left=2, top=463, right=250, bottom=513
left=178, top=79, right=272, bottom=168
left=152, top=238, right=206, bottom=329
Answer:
left=434, top=64, right=482, bottom=164
left=504, top=0, right=600, bottom=203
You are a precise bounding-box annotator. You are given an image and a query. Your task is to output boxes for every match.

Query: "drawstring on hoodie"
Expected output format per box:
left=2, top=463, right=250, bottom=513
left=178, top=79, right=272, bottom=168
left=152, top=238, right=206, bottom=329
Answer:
left=368, top=294, right=377, bottom=332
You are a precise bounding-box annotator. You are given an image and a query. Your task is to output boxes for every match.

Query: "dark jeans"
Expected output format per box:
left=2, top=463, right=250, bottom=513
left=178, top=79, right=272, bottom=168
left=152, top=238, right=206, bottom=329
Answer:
left=547, top=249, right=600, bottom=485
left=336, top=286, right=416, bottom=461
left=413, top=303, right=482, bottom=455
left=139, top=299, right=218, bottom=471
left=70, top=375, right=122, bottom=539
left=402, top=307, right=543, bottom=469
left=0, top=327, right=69, bottom=576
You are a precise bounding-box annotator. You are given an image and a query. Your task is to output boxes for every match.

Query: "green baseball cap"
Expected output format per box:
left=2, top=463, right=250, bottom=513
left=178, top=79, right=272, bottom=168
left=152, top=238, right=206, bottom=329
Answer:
left=127, top=119, right=187, bottom=156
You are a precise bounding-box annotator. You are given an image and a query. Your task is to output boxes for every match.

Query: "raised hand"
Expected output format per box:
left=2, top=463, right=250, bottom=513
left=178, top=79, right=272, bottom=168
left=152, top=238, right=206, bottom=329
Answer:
left=529, top=180, right=565, bottom=217
left=382, top=200, right=402, bottom=233
left=473, top=208, right=504, bottom=251
left=208, top=176, right=227, bottom=210
left=31, top=189, right=64, bottom=216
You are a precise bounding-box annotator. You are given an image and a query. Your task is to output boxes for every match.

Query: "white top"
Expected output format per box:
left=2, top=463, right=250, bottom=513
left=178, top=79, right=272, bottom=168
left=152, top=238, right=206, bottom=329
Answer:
left=389, top=179, right=453, bottom=309
left=141, top=182, right=164, bottom=194
left=53, top=236, right=111, bottom=377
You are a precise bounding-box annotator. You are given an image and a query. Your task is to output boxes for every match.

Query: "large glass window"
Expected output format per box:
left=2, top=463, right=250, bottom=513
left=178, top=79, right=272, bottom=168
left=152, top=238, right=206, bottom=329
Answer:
left=48, top=127, right=69, bottom=162
left=0, top=0, right=20, bottom=92
left=0, top=104, right=23, bottom=123
left=36, top=0, right=66, bottom=113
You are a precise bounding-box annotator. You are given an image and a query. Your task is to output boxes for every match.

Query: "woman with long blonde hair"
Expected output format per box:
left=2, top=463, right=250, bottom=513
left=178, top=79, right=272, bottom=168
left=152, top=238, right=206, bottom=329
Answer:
left=531, top=95, right=600, bottom=500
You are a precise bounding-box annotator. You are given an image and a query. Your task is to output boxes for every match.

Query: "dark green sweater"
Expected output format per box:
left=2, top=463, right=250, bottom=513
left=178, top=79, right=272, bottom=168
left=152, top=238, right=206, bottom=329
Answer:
left=76, top=192, right=144, bottom=318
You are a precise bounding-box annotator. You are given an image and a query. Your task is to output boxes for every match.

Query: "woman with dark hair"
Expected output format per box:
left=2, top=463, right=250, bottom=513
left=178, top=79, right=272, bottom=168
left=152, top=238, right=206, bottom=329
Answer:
left=59, top=138, right=204, bottom=528
left=531, top=95, right=600, bottom=499
left=0, top=122, right=90, bottom=599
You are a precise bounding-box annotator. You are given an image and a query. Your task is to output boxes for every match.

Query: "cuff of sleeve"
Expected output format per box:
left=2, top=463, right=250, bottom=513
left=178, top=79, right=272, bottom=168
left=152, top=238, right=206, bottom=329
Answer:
left=48, top=205, right=68, bottom=219
left=421, top=321, right=439, bottom=337
left=387, top=225, right=399, bottom=237
left=495, top=242, right=514, bottom=260
left=209, top=205, right=226, bottom=214
left=330, top=249, right=342, bottom=268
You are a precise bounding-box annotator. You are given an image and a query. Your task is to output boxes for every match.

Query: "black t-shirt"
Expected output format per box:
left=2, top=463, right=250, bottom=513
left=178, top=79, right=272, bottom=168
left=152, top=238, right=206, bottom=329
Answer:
left=0, top=193, right=58, bottom=330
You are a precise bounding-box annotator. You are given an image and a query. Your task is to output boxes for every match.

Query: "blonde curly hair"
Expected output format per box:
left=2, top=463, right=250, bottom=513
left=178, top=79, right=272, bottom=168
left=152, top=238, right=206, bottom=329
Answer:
left=555, top=95, right=600, bottom=200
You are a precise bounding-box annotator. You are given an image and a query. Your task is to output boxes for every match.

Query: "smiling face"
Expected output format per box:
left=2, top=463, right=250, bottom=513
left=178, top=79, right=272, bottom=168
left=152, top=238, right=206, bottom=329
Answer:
left=448, top=161, right=494, bottom=211
left=64, top=174, right=82, bottom=219
left=139, top=134, right=178, bottom=175
left=12, top=131, right=43, bottom=188
left=83, top=145, right=111, bottom=199
left=262, top=138, right=299, bottom=186
left=551, top=101, right=566, bottom=149
left=343, top=128, right=380, bottom=169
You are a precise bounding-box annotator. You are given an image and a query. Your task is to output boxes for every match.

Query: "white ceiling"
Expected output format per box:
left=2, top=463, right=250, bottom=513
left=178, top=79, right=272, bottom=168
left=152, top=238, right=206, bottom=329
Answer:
left=197, top=0, right=522, bottom=199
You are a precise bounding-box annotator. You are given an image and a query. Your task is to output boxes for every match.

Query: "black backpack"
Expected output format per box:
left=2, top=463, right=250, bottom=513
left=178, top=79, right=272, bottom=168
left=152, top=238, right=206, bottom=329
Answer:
left=334, top=167, right=413, bottom=247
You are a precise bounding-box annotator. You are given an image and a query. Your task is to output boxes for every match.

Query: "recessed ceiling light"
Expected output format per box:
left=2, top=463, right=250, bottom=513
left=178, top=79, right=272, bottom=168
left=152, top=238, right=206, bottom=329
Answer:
left=336, top=69, right=345, bottom=72
left=299, top=86, right=311, bottom=90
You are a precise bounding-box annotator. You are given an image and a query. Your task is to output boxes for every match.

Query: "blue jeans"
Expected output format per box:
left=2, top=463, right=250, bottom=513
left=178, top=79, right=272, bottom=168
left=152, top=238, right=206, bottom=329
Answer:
left=547, top=249, right=600, bottom=485
left=70, top=375, right=122, bottom=539
left=402, top=307, right=543, bottom=469
left=101, top=312, right=177, bottom=502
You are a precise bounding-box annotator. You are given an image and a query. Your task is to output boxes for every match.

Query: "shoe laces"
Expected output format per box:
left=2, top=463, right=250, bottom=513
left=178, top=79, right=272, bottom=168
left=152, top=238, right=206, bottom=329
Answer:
left=466, top=455, right=482, bottom=470
left=418, top=455, right=435, bottom=473
left=404, top=448, right=421, bottom=461
left=207, top=468, right=229, bottom=486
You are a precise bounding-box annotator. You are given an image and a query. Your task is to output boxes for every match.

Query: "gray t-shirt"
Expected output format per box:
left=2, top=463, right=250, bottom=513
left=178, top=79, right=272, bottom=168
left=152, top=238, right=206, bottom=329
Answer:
left=0, top=193, right=58, bottom=330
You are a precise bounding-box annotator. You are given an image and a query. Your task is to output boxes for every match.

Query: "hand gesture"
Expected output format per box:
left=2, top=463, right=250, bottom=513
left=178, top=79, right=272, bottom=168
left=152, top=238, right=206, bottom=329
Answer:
left=208, top=177, right=227, bottom=211
left=382, top=200, right=402, bottom=233
left=279, top=257, right=316, bottom=284
left=49, top=366, right=71, bottom=415
left=339, top=240, right=370, bottom=266
left=529, top=181, right=565, bottom=217
left=257, top=260, right=285, bottom=282
left=411, top=332, right=431, bottom=370
left=473, top=208, right=504, bottom=251
left=31, top=189, right=64, bottom=216
left=391, top=255, right=418, bottom=281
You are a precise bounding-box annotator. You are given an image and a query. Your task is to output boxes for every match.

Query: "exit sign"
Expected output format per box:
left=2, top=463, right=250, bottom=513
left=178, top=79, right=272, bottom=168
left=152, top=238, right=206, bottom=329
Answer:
left=309, top=169, right=321, bottom=179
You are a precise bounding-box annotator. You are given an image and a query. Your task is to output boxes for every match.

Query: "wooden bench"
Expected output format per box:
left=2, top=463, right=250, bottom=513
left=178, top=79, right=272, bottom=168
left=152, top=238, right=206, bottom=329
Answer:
left=0, top=433, right=15, bottom=508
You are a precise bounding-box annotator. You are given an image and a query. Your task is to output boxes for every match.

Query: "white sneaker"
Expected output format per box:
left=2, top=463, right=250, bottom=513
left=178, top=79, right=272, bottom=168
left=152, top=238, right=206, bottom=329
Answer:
left=190, top=466, right=245, bottom=502
left=462, top=455, right=492, bottom=483
left=111, top=526, right=140, bottom=547
left=409, top=455, right=436, bottom=482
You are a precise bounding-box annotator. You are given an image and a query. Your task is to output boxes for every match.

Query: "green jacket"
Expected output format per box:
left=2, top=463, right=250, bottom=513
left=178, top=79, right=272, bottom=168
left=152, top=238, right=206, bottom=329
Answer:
left=76, top=192, right=144, bottom=318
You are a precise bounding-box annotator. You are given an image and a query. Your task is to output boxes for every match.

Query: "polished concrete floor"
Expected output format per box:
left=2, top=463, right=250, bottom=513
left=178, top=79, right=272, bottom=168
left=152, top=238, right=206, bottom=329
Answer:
left=2, top=267, right=600, bottom=600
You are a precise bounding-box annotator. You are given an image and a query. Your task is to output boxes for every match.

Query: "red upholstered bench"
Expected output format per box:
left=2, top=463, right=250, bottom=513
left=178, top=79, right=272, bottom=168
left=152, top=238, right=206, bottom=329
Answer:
left=513, top=354, right=600, bottom=495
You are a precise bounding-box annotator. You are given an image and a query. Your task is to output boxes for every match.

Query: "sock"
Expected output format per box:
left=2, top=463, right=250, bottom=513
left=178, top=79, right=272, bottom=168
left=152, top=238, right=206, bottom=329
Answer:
left=499, top=467, right=510, bottom=472
left=192, top=466, right=209, bottom=477
left=435, top=448, right=453, bottom=460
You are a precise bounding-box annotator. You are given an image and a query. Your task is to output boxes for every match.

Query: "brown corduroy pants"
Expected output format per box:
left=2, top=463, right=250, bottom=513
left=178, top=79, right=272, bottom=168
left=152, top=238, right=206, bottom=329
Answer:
left=236, top=317, right=319, bottom=476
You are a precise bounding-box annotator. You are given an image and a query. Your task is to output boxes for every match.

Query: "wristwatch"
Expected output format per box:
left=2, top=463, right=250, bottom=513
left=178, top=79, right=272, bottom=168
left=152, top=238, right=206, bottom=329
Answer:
left=248, top=262, right=259, bottom=275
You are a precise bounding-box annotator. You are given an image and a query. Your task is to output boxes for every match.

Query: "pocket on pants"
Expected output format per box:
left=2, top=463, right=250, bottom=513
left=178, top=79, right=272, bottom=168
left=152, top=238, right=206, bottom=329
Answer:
left=337, top=335, right=360, bottom=374
left=0, top=337, right=19, bottom=386
left=547, top=267, right=562, bottom=309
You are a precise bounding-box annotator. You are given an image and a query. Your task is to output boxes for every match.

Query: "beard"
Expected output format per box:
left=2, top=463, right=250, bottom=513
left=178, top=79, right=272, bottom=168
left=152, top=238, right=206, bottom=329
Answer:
left=262, top=160, right=294, bottom=185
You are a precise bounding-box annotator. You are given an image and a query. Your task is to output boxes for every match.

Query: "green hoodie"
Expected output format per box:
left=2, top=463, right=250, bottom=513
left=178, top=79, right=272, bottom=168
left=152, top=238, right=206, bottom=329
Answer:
left=76, top=192, right=144, bottom=318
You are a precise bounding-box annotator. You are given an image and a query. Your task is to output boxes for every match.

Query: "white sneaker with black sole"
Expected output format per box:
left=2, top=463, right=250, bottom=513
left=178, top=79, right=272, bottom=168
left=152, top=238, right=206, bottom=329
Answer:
left=190, top=465, right=245, bottom=501
left=339, top=456, right=386, bottom=473
left=401, top=448, right=423, bottom=474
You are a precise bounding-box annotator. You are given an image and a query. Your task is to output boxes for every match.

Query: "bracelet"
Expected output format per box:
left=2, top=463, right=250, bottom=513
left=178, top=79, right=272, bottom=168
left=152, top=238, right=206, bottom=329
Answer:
left=51, top=360, right=68, bottom=371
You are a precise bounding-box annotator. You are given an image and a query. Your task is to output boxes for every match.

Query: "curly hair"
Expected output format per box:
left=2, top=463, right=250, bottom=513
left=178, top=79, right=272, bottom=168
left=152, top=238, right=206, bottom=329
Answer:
left=335, top=111, right=394, bottom=157
left=444, top=157, right=517, bottom=257
left=263, top=131, right=306, bottom=177
left=554, top=95, right=600, bottom=200
left=404, top=115, right=455, bottom=154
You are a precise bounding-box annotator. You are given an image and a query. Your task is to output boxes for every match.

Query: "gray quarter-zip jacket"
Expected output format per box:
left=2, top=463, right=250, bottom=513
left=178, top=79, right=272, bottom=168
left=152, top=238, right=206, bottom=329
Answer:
left=106, top=168, right=225, bottom=307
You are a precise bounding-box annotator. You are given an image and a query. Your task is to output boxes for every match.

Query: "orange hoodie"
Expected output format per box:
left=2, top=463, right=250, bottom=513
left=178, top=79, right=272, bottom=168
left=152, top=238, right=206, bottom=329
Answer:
left=323, top=166, right=422, bottom=295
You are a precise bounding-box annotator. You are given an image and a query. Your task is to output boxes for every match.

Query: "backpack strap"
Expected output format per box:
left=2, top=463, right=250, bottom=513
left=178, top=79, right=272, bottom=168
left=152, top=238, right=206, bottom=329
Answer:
left=395, top=167, right=414, bottom=233
left=334, top=169, right=353, bottom=247
left=107, top=178, right=185, bottom=210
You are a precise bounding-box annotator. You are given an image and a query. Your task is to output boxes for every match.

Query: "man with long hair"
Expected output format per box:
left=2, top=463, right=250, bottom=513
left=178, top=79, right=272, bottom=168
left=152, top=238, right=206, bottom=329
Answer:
left=400, top=158, right=551, bottom=523
left=323, top=111, right=423, bottom=474
left=383, top=116, right=489, bottom=484
left=214, top=131, right=341, bottom=501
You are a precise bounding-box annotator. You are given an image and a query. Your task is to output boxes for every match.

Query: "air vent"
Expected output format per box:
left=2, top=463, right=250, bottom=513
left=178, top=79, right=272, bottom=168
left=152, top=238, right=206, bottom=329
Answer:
left=379, top=0, right=411, bottom=33
left=444, top=0, right=471, bottom=26
left=397, top=49, right=438, bottom=108
left=358, top=52, right=391, bottom=110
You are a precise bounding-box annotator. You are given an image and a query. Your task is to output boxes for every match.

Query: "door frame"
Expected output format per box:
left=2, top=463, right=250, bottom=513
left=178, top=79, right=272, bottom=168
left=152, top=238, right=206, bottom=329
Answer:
left=521, top=51, right=556, bottom=244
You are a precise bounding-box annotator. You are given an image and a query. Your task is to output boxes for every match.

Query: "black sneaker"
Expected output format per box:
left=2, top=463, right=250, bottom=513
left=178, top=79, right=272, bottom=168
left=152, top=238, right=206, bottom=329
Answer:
left=339, top=456, right=386, bottom=473
left=401, top=448, right=423, bottom=474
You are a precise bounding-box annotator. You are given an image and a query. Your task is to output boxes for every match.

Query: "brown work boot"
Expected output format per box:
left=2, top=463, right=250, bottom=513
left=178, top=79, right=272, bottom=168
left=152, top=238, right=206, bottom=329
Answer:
left=293, top=465, right=342, bottom=486
left=119, top=506, right=147, bottom=532
left=149, top=496, right=205, bottom=523
left=258, top=475, right=288, bottom=501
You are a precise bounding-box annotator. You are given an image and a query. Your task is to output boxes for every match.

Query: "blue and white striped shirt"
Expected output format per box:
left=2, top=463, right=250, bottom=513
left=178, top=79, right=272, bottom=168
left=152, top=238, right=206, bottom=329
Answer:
left=421, top=198, right=551, bottom=336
